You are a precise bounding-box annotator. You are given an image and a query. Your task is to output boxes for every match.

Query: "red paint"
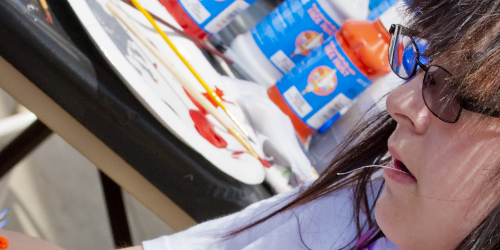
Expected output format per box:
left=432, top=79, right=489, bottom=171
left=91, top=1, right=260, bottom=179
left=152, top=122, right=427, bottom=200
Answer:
left=259, top=158, right=272, bottom=168
left=0, top=236, right=9, bottom=249
left=202, top=93, right=218, bottom=108
left=184, top=89, right=207, bottom=115
left=201, top=87, right=235, bottom=108
left=189, top=110, right=228, bottom=148
left=231, top=151, right=244, bottom=159
left=184, top=89, right=264, bottom=167
left=184, top=87, right=234, bottom=113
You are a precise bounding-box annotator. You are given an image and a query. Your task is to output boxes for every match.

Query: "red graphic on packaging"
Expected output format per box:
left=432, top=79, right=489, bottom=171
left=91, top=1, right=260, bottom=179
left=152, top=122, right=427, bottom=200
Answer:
left=324, top=41, right=356, bottom=77
left=307, top=3, right=338, bottom=36
left=302, top=66, right=338, bottom=96
left=290, top=31, right=324, bottom=57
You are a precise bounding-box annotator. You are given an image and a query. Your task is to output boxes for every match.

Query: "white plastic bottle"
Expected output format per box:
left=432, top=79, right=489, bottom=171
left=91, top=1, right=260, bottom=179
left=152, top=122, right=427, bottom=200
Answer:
left=226, top=0, right=369, bottom=87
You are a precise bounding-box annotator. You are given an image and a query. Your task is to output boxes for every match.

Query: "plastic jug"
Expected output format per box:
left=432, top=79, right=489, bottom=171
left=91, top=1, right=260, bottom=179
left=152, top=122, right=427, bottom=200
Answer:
left=227, top=0, right=369, bottom=87
left=267, top=4, right=401, bottom=142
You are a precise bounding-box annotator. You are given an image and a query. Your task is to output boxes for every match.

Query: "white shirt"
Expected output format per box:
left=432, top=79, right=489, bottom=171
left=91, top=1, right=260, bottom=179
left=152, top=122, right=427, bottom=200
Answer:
left=142, top=180, right=396, bottom=250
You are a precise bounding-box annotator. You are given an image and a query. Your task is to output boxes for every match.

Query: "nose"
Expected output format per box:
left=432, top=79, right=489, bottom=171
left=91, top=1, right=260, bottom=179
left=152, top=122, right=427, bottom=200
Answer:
left=386, top=74, right=431, bottom=134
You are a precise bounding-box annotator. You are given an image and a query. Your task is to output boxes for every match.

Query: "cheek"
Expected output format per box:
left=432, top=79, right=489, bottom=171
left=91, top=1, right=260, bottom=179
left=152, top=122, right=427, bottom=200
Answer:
left=418, top=132, right=500, bottom=200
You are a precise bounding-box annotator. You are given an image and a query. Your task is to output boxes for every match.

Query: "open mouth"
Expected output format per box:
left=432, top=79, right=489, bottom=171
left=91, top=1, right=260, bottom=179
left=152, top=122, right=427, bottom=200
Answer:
left=393, top=159, right=415, bottom=178
left=386, top=146, right=417, bottom=183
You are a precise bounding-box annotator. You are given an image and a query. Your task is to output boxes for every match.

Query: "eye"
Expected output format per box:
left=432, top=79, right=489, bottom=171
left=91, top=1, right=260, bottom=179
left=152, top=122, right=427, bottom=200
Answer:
left=423, top=71, right=437, bottom=87
left=427, top=74, right=437, bottom=86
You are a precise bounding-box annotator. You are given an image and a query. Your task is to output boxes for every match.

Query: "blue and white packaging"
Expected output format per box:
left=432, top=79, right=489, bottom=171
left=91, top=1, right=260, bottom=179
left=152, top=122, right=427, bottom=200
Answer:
left=275, top=36, right=372, bottom=129
left=179, top=0, right=257, bottom=34
left=251, top=0, right=341, bottom=74
left=227, top=0, right=368, bottom=87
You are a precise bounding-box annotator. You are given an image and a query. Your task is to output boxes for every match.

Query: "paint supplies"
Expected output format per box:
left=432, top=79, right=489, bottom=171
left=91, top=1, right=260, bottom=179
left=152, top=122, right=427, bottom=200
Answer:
left=267, top=3, right=402, bottom=142
left=226, top=0, right=369, bottom=87
left=158, top=0, right=257, bottom=40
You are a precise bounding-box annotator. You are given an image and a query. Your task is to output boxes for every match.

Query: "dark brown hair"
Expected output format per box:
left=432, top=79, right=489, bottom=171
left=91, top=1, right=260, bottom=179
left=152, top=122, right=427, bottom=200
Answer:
left=230, top=0, right=500, bottom=249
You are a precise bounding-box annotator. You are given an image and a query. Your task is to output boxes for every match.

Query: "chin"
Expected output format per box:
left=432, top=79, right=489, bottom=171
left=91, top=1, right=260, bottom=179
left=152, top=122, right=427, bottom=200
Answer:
left=374, top=188, right=410, bottom=250
left=375, top=191, right=458, bottom=250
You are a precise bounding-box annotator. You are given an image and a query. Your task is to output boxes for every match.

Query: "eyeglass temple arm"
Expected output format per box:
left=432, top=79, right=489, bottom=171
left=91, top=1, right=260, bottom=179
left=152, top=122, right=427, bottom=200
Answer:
left=415, top=59, right=428, bottom=71
left=461, top=101, right=500, bottom=118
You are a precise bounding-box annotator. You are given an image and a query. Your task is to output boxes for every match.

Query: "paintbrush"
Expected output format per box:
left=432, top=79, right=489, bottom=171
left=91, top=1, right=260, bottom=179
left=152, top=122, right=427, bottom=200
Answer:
left=106, top=2, right=270, bottom=168
left=118, top=0, right=234, bottom=65
left=38, top=0, right=53, bottom=24
left=129, top=0, right=253, bottom=142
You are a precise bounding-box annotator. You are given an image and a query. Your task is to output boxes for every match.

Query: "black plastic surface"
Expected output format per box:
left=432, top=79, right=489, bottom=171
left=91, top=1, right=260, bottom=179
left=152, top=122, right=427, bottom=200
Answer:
left=0, top=0, right=271, bottom=222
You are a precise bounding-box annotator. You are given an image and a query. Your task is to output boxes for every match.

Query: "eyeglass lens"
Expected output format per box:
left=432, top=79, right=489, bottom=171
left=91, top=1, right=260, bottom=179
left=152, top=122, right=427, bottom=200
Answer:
left=389, top=26, right=418, bottom=79
left=422, top=66, right=461, bottom=123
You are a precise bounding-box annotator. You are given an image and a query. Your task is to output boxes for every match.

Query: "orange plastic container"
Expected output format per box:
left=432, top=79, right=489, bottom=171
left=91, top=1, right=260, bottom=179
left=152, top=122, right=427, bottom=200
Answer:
left=268, top=18, right=391, bottom=142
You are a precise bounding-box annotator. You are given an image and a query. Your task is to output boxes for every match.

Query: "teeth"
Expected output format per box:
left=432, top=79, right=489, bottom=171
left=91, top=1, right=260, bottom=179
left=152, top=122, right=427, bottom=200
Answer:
left=388, top=160, right=396, bottom=169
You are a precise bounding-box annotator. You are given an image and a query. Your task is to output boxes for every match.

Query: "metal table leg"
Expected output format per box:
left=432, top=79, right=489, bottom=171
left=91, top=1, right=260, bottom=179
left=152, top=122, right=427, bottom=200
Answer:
left=0, top=119, right=52, bottom=177
left=99, top=171, right=133, bottom=248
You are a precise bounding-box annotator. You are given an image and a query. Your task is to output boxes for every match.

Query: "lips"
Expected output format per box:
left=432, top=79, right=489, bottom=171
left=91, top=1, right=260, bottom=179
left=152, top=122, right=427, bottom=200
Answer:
left=386, top=147, right=417, bottom=183
left=394, top=159, right=414, bottom=177
left=384, top=159, right=417, bottom=184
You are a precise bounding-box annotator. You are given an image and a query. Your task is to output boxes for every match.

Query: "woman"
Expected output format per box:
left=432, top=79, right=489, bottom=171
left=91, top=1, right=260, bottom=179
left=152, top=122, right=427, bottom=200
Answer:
left=125, top=0, right=500, bottom=249
left=5, top=0, right=500, bottom=249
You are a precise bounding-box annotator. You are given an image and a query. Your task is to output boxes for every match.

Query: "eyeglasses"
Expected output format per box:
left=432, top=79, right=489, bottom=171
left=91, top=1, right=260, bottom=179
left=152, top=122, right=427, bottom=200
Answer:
left=388, top=24, right=500, bottom=123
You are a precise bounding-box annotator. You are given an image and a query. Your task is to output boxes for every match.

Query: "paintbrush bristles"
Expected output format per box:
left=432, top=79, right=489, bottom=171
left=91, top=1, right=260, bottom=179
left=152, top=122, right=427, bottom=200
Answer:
left=39, top=0, right=53, bottom=24
left=227, top=127, right=259, bottom=158
left=106, top=2, right=262, bottom=162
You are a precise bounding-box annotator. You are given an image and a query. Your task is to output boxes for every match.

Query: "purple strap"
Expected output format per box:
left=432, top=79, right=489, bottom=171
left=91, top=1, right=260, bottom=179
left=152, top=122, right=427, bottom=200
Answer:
left=355, top=228, right=376, bottom=249
left=354, top=229, right=399, bottom=250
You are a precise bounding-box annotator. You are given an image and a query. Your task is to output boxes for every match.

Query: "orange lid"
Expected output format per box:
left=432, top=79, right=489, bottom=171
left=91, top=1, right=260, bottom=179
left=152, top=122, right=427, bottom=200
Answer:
left=339, top=19, right=391, bottom=78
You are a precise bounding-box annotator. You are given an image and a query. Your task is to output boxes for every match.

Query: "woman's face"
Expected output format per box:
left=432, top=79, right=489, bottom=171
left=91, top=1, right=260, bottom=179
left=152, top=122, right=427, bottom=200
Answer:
left=375, top=73, right=500, bottom=249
